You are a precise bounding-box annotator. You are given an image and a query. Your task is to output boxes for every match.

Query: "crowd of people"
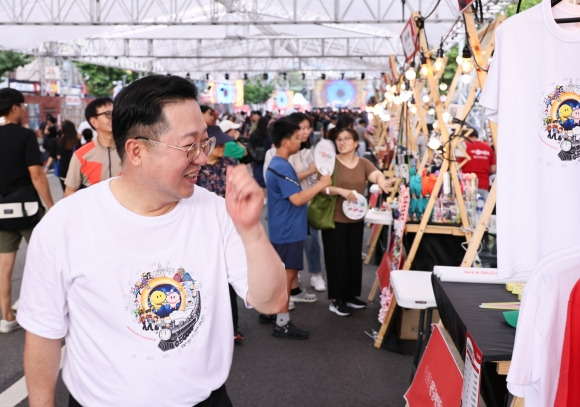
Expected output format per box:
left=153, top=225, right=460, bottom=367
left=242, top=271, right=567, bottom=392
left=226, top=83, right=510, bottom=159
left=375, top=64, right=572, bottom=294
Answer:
left=0, top=80, right=393, bottom=405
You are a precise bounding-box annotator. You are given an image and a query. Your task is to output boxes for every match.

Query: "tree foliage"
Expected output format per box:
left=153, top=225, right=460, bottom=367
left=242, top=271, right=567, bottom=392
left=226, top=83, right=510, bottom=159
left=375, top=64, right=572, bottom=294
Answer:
left=244, top=80, right=275, bottom=105
left=0, top=51, right=34, bottom=78
left=505, top=0, right=542, bottom=17
left=74, top=62, right=140, bottom=97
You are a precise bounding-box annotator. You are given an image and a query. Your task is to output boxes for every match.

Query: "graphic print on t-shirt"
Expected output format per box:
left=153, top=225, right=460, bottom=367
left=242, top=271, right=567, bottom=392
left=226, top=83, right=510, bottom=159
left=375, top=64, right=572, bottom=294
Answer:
left=542, top=81, right=580, bottom=161
left=126, top=264, right=204, bottom=352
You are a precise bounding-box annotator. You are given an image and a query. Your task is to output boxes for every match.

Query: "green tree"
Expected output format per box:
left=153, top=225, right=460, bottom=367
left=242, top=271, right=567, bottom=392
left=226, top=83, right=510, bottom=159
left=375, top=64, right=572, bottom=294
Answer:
left=442, top=44, right=459, bottom=86
left=0, top=50, right=34, bottom=77
left=74, top=62, right=140, bottom=97
left=505, top=0, right=542, bottom=17
left=244, top=80, right=275, bottom=105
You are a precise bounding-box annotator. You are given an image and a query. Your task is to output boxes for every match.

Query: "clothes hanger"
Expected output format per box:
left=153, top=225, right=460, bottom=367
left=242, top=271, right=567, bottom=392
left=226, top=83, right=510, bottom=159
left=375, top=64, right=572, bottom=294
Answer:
left=551, top=0, right=580, bottom=24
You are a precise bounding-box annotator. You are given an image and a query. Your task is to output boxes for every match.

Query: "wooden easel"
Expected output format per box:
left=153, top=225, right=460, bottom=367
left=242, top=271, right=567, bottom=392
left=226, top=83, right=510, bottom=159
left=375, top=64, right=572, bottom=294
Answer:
left=373, top=10, right=503, bottom=349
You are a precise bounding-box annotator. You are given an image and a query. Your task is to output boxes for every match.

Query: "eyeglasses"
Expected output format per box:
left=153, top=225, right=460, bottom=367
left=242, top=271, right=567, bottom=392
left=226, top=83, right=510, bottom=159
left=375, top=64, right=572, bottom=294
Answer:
left=94, top=110, right=113, bottom=119
left=336, top=137, right=353, bottom=143
left=135, top=136, right=216, bottom=163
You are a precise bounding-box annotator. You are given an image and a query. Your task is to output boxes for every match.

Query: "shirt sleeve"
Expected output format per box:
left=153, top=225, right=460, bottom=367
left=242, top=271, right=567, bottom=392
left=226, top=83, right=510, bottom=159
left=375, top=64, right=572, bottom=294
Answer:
left=17, top=216, right=69, bottom=338
left=269, top=161, right=301, bottom=199
left=24, top=129, right=43, bottom=167
left=64, top=152, right=82, bottom=189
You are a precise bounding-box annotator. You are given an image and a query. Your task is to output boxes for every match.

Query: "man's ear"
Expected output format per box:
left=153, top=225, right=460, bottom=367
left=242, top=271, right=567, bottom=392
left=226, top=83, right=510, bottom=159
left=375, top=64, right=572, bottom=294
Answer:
left=125, top=138, right=144, bottom=166
left=88, top=116, right=98, bottom=131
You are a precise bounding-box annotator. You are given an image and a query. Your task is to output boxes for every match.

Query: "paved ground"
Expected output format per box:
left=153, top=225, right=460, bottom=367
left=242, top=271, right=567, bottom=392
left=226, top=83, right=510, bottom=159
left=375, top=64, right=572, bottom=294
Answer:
left=0, top=174, right=414, bottom=407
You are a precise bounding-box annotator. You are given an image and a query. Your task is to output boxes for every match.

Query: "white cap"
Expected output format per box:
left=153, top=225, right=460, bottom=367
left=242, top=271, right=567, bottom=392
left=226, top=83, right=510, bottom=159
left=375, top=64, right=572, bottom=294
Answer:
left=218, top=119, right=241, bottom=134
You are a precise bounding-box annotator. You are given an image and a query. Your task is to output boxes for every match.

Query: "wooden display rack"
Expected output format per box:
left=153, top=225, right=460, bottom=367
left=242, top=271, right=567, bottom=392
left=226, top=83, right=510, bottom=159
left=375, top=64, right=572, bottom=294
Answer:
left=373, top=9, right=503, bottom=349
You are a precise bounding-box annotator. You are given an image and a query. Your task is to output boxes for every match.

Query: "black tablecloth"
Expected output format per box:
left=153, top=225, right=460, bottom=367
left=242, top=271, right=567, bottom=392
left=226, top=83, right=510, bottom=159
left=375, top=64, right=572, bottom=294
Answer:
left=432, top=275, right=518, bottom=407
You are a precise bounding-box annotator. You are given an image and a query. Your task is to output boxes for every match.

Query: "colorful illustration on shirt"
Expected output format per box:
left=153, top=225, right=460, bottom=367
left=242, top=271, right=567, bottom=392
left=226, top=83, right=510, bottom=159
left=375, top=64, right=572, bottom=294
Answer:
left=542, top=82, right=580, bottom=161
left=128, top=265, right=203, bottom=352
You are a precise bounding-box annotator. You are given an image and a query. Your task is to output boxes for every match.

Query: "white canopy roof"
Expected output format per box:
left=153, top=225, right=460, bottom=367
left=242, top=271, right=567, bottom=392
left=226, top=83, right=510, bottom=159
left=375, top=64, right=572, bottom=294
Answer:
left=0, top=0, right=508, bottom=80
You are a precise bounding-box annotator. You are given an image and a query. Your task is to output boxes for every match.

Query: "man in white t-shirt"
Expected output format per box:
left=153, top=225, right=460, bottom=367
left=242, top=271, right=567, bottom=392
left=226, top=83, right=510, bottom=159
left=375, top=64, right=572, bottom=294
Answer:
left=17, top=75, right=287, bottom=407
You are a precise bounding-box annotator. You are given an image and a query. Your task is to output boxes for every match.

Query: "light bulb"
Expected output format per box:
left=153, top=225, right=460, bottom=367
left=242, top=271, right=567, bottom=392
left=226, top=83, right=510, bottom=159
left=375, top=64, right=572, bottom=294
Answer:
left=380, top=112, right=391, bottom=122
left=427, top=108, right=435, bottom=115
left=405, top=68, right=416, bottom=81
left=428, top=136, right=442, bottom=150
left=439, top=82, right=448, bottom=91
left=410, top=105, right=418, bottom=114
left=433, top=121, right=439, bottom=129
left=385, top=92, right=394, bottom=102
left=400, top=82, right=407, bottom=91
left=393, top=95, right=402, bottom=105
left=461, top=58, right=473, bottom=73
left=442, top=111, right=451, bottom=123
left=420, top=64, right=429, bottom=77
left=422, top=95, right=430, bottom=104
left=440, top=95, right=447, bottom=102
left=461, top=73, right=472, bottom=84
left=456, top=55, right=463, bottom=65
left=433, top=58, right=444, bottom=73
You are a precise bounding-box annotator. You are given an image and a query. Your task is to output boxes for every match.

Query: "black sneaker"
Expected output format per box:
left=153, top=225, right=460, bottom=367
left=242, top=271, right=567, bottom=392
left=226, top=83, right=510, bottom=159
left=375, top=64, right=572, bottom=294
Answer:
left=329, top=300, right=351, bottom=316
left=258, top=313, right=276, bottom=325
left=346, top=297, right=367, bottom=309
left=272, top=321, right=309, bottom=340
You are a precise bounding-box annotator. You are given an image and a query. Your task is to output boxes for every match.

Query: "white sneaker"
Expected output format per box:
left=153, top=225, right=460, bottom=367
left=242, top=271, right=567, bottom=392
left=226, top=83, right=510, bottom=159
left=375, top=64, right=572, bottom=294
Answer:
left=11, top=299, right=19, bottom=312
left=288, top=301, right=295, bottom=310
left=290, top=290, right=317, bottom=303
left=0, top=319, right=21, bottom=334
left=310, top=274, right=327, bottom=292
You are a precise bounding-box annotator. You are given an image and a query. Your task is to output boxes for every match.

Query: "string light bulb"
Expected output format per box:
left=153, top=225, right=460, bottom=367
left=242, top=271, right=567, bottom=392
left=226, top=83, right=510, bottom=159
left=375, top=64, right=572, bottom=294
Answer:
left=422, top=94, right=430, bottom=104
left=439, top=82, right=448, bottom=91
left=460, top=44, right=473, bottom=73
left=433, top=43, right=445, bottom=73
left=405, top=62, right=417, bottom=81
left=420, top=54, right=429, bottom=77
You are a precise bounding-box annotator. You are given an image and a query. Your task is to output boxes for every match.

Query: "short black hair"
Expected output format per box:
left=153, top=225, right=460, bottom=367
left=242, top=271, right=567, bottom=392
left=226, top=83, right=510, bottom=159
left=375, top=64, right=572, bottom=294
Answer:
left=112, top=75, right=198, bottom=161
left=271, top=118, right=299, bottom=148
left=0, top=88, right=24, bottom=117
left=85, top=97, right=114, bottom=129
left=200, top=105, right=213, bottom=114
left=251, top=110, right=262, bottom=117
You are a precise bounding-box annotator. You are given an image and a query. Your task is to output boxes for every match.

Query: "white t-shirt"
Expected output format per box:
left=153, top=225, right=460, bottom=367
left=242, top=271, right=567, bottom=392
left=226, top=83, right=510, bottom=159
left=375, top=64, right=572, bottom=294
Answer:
left=17, top=179, right=249, bottom=406
left=506, top=247, right=580, bottom=405
left=479, top=0, right=580, bottom=280
left=288, top=148, right=316, bottom=190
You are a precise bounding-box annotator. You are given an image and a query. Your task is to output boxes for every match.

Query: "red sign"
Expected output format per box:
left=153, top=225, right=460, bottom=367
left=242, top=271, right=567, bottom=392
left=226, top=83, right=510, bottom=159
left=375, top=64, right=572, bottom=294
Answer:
left=400, top=17, right=419, bottom=63
left=405, top=324, right=463, bottom=406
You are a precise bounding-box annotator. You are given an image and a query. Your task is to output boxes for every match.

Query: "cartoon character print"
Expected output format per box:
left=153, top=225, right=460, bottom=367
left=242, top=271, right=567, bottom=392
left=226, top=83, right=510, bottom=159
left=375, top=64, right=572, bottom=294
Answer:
left=541, top=81, right=580, bottom=161
left=127, top=264, right=203, bottom=352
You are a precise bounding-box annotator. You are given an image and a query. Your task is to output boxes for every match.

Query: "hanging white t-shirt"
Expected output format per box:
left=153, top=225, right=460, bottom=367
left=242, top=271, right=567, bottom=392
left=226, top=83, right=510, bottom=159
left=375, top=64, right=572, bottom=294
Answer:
left=480, top=0, right=580, bottom=280
left=506, top=247, right=580, bottom=405
left=17, top=179, right=249, bottom=406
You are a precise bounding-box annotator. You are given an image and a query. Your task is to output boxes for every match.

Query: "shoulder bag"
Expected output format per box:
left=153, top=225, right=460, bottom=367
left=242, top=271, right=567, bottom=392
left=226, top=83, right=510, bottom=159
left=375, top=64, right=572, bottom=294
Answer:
left=307, top=164, right=337, bottom=230
left=0, top=185, right=41, bottom=231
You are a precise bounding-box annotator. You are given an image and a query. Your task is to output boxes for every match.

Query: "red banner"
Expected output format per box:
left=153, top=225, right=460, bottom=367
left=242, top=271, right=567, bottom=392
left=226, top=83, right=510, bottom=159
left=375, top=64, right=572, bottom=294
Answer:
left=405, top=324, right=463, bottom=406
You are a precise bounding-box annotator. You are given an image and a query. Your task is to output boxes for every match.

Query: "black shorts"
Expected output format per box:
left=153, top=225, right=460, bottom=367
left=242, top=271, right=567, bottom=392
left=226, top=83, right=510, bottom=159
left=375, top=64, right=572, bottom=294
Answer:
left=272, top=240, right=304, bottom=270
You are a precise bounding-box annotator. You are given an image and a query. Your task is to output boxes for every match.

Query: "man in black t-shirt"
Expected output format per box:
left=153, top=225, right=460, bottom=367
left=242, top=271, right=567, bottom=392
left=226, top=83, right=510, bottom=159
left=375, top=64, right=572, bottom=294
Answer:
left=0, top=88, right=54, bottom=334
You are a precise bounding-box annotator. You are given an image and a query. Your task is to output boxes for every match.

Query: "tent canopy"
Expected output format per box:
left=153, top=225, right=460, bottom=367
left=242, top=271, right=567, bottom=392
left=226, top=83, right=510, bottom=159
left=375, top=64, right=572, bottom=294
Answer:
left=0, top=0, right=508, bottom=80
